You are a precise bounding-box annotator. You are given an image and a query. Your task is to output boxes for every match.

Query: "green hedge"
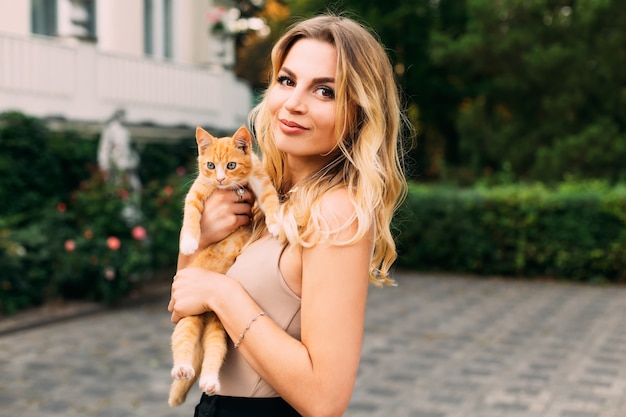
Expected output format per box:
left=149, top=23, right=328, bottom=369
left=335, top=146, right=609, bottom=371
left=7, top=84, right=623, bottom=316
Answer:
left=395, top=182, right=626, bottom=283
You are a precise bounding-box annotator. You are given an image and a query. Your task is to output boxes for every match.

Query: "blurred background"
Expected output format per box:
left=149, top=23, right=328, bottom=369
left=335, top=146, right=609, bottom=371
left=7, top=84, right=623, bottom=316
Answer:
left=1, top=0, right=625, bottom=317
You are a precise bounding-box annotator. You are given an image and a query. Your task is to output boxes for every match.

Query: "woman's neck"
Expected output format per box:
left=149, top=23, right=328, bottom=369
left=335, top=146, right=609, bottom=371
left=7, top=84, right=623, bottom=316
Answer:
left=283, top=155, right=326, bottom=190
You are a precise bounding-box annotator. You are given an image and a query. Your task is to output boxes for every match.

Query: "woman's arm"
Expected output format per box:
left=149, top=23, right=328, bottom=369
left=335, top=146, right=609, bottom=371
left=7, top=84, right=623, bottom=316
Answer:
left=171, top=189, right=372, bottom=417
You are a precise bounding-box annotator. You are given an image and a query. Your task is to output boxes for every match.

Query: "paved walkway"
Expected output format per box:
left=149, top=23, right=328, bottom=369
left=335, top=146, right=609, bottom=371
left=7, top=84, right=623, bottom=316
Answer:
left=1, top=272, right=626, bottom=417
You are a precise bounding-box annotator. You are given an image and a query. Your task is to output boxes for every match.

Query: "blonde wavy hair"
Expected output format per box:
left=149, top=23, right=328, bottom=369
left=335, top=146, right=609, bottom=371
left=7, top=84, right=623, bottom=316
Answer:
left=250, top=15, right=408, bottom=286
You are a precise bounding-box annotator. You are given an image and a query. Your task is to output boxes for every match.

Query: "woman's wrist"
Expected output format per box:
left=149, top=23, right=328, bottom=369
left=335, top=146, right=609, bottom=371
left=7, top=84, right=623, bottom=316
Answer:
left=208, top=273, right=244, bottom=315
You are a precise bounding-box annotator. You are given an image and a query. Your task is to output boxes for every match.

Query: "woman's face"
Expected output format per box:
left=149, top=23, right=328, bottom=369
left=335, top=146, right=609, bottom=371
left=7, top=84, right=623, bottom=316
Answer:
left=268, top=38, right=340, bottom=173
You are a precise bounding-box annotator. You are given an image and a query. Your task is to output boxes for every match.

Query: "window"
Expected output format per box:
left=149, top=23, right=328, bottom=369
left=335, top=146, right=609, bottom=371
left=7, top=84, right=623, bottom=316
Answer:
left=163, top=0, right=172, bottom=59
left=31, top=0, right=57, bottom=36
left=144, top=0, right=153, bottom=55
left=83, top=0, right=97, bottom=40
left=144, top=0, right=173, bottom=59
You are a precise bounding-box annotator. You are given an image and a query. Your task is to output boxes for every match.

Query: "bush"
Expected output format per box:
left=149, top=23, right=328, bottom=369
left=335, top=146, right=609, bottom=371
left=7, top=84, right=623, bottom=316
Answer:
left=52, top=172, right=153, bottom=302
left=0, top=112, right=97, bottom=217
left=0, top=217, right=52, bottom=314
left=395, top=181, right=626, bottom=282
left=0, top=111, right=194, bottom=315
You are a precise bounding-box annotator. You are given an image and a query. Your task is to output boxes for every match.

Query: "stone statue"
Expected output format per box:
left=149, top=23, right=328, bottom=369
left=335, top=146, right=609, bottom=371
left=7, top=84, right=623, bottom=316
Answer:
left=97, top=109, right=142, bottom=224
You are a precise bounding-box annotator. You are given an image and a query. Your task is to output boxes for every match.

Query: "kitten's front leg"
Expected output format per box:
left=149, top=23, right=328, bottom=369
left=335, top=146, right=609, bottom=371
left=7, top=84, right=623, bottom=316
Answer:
left=265, top=207, right=282, bottom=238
left=247, top=176, right=281, bottom=238
left=262, top=190, right=283, bottom=238
left=180, top=186, right=204, bottom=254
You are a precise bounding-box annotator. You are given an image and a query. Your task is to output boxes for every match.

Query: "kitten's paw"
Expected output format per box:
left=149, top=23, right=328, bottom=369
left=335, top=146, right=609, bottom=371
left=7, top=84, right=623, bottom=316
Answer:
left=179, top=233, right=199, bottom=255
left=266, top=221, right=280, bottom=237
left=199, top=373, right=221, bottom=396
left=171, top=364, right=195, bottom=380
left=265, top=213, right=281, bottom=237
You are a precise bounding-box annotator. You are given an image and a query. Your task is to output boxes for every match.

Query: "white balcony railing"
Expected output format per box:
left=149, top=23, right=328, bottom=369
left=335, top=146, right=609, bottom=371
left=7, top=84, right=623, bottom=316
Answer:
left=0, top=33, right=252, bottom=141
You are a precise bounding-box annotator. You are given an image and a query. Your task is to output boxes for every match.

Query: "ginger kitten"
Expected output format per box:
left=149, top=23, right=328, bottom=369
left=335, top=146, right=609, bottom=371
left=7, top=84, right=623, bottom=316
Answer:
left=169, top=125, right=280, bottom=406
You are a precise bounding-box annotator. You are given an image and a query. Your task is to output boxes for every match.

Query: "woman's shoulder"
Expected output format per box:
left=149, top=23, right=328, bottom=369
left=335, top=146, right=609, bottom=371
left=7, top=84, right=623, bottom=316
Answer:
left=319, top=186, right=353, bottom=209
left=317, top=187, right=358, bottom=231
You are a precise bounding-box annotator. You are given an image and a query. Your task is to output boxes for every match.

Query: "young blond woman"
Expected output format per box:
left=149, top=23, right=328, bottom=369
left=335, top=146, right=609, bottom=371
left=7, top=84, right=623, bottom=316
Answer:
left=169, top=14, right=408, bottom=417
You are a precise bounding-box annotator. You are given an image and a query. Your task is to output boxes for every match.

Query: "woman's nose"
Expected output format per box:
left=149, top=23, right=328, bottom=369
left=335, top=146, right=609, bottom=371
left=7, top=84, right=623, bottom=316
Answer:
left=283, top=89, right=306, bottom=113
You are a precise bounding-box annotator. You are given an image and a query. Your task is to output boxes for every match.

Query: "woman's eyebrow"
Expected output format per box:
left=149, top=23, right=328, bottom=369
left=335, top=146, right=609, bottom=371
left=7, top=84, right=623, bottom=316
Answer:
left=280, top=67, right=335, bottom=84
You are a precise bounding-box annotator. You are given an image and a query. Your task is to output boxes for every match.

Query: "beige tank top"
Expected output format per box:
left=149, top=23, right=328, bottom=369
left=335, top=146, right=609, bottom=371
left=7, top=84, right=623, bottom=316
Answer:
left=218, top=235, right=302, bottom=397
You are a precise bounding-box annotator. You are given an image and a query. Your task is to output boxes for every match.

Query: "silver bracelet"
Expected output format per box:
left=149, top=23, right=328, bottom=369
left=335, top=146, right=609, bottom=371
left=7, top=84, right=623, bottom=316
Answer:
left=234, top=311, right=267, bottom=349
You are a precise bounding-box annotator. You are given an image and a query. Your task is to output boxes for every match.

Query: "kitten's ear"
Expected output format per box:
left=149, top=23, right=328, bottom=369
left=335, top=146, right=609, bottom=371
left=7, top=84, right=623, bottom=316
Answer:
left=196, top=126, right=215, bottom=153
left=232, top=125, right=251, bottom=154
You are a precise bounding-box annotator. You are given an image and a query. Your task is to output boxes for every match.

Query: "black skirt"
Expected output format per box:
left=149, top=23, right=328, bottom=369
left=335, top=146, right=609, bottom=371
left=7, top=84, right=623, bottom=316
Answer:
left=194, top=393, right=301, bottom=417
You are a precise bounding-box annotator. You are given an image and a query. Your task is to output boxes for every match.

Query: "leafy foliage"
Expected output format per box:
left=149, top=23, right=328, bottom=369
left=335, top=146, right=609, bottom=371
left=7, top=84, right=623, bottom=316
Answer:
left=0, top=112, right=192, bottom=315
left=0, top=112, right=95, bottom=217
left=395, top=181, right=626, bottom=282
left=441, top=0, right=626, bottom=183
left=280, top=0, right=626, bottom=183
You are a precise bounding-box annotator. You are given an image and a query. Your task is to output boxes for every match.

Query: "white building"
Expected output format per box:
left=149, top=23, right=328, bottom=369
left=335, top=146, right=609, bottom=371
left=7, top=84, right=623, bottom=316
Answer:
left=0, top=0, right=257, bottom=142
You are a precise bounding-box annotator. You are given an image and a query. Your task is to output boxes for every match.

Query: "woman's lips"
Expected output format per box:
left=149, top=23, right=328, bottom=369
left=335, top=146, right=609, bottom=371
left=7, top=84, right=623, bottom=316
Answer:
left=279, top=119, right=307, bottom=134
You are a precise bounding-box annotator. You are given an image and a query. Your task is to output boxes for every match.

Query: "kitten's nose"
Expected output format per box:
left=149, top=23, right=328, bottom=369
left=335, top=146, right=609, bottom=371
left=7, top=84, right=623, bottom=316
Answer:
left=217, top=178, right=224, bottom=184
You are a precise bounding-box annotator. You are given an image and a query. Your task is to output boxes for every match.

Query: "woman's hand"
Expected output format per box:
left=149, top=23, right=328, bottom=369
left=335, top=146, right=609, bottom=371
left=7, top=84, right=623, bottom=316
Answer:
left=198, top=187, right=254, bottom=246
left=168, top=267, right=229, bottom=323
left=178, top=188, right=254, bottom=269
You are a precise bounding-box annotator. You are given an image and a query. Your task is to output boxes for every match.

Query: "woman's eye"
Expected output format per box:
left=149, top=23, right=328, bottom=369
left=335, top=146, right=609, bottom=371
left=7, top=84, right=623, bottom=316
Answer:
left=226, top=162, right=237, bottom=170
left=207, top=162, right=215, bottom=169
left=316, top=86, right=335, bottom=99
left=277, top=75, right=294, bottom=87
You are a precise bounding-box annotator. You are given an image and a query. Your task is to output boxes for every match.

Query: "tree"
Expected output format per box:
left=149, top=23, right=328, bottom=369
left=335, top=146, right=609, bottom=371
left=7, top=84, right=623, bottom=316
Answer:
left=236, top=0, right=291, bottom=92
left=433, top=0, right=626, bottom=182
left=251, top=0, right=626, bottom=183
left=283, top=0, right=469, bottom=180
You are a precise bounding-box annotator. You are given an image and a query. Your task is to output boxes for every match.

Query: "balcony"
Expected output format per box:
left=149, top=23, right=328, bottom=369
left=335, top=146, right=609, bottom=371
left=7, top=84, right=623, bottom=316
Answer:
left=0, top=32, right=252, bottom=142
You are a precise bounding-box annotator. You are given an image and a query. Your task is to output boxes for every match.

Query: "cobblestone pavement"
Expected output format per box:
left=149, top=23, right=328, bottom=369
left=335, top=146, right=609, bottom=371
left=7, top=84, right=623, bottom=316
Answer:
left=2, top=272, right=626, bottom=417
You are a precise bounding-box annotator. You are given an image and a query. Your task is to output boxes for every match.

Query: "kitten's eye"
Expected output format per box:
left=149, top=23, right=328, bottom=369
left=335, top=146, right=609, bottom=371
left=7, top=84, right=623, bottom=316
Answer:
left=207, top=162, right=215, bottom=169
left=226, top=162, right=237, bottom=170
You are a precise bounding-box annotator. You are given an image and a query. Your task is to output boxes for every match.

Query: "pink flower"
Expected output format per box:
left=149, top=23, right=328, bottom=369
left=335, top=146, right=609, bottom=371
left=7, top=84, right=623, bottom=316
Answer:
left=107, top=236, right=121, bottom=250
left=104, top=267, right=116, bottom=281
left=64, top=240, right=75, bottom=252
left=206, top=6, right=226, bottom=24
left=57, top=202, right=67, bottom=213
left=176, top=166, right=186, bottom=176
left=131, top=226, right=147, bottom=241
